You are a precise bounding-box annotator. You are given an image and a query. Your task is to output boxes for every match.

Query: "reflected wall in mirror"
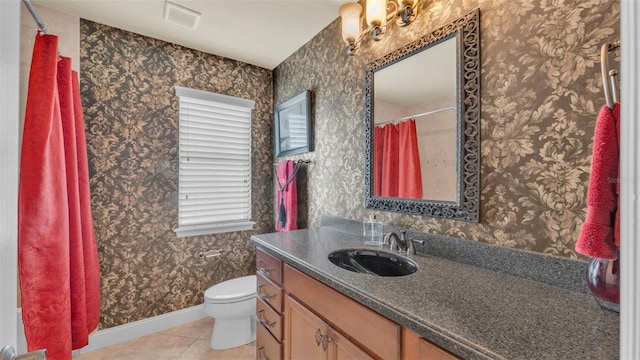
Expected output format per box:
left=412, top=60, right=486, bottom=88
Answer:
left=364, top=9, right=480, bottom=222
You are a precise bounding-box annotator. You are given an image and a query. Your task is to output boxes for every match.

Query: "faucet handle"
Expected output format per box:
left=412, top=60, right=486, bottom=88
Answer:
left=407, top=238, right=425, bottom=255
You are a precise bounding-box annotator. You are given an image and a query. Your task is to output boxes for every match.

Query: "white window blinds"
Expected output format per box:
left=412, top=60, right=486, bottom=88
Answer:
left=174, top=86, right=255, bottom=237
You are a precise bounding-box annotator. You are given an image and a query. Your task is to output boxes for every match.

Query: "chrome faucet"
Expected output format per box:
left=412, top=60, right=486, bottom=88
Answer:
left=384, top=230, right=425, bottom=255
left=384, top=231, right=408, bottom=253
left=383, top=232, right=400, bottom=251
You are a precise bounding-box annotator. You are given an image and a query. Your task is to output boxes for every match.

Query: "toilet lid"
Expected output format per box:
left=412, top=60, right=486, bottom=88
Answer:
left=205, top=275, right=256, bottom=303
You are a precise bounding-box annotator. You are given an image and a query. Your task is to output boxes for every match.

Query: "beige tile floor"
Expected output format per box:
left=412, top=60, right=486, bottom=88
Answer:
left=73, top=318, right=255, bottom=360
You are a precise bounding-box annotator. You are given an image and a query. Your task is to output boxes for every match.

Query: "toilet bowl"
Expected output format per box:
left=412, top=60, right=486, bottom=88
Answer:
left=204, top=275, right=257, bottom=350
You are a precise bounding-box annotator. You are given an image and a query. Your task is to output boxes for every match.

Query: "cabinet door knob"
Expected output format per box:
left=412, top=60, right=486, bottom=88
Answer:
left=314, top=328, right=332, bottom=351
left=321, top=334, right=332, bottom=351
left=315, top=328, right=323, bottom=346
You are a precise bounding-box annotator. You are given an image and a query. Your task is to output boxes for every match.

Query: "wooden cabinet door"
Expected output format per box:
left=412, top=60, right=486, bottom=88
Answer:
left=328, top=329, right=374, bottom=360
left=418, top=338, right=460, bottom=360
left=284, top=295, right=330, bottom=360
left=402, top=327, right=460, bottom=360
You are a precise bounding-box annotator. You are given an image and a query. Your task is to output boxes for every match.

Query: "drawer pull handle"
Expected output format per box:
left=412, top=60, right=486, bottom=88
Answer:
left=257, top=259, right=274, bottom=275
left=257, top=346, right=269, bottom=360
left=257, top=286, right=276, bottom=301
left=258, top=293, right=276, bottom=301
left=257, top=309, right=276, bottom=329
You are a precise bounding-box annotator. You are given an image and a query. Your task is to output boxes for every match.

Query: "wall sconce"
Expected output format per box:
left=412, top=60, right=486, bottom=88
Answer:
left=340, top=0, right=421, bottom=56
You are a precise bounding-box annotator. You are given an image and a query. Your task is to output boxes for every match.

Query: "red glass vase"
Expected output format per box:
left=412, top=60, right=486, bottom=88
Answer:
left=585, top=254, right=620, bottom=312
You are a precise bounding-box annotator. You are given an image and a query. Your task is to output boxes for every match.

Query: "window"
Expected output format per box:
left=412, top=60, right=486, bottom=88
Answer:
left=174, top=86, right=255, bottom=237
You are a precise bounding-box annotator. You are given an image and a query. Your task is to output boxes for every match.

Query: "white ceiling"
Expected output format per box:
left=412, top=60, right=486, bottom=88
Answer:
left=31, top=0, right=345, bottom=70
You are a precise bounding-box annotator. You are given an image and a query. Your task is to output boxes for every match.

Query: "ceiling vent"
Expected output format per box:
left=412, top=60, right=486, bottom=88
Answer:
left=163, top=1, right=201, bottom=30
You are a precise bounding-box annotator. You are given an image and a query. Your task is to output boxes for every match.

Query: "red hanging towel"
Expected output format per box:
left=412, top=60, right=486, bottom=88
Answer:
left=576, top=103, right=620, bottom=259
left=397, top=119, right=423, bottom=199
left=19, top=33, right=101, bottom=359
left=276, top=160, right=298, bottom=231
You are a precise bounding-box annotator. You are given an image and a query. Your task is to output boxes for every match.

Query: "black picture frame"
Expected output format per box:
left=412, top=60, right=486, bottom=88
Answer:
left=274, top=90, right=312, bottom=157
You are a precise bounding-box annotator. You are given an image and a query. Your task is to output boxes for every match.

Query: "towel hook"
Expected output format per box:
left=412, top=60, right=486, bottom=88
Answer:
left=601, top=41, right=620, bottom=109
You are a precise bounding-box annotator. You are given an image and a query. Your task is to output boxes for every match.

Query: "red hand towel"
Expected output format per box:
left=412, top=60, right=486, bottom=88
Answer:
left=576, top=103, right=620, bottom=259
left=276, top=160, right=298, bottom=231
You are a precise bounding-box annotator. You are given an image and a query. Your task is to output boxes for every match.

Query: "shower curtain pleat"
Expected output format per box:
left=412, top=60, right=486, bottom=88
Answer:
left=19, top=32, right=100, bottom=360
left=72, top=69, right=101, bottom=336
left=373, top=126, right=383, bottom=196
left=397, top=120, right=423, bottom=199
left=381, top=124, right=400, bottom=197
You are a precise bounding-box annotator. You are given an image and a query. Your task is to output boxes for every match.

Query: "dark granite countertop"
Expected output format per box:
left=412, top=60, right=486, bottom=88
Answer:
left=250, top=226, right=619, bottom=360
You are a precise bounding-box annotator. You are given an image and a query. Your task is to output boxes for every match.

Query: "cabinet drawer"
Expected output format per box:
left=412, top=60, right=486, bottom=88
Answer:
left=257, top=297, right=282, bottom=342
left=256, top=248, right=282, bottom=284
left=257, top=272, right=283, bottom=314
left=257, top=323, right=282, bottom=360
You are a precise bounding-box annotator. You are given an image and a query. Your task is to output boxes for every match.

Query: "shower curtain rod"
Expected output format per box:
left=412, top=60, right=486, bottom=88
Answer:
left=22, top=0, right=49, bottom=34
left=376, top=106, right=456, bottom=126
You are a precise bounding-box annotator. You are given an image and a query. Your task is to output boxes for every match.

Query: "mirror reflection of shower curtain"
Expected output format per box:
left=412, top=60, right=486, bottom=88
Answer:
left=373, top=119, right=423, bottom=199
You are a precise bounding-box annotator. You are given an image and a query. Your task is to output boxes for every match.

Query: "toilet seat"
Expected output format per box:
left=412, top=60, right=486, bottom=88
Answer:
left=205, top=275, right=256, bottom=304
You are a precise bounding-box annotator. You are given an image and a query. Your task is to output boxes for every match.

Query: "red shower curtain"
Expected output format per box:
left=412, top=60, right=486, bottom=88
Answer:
left=373, top=119, right=423, bottom=199
left=19, top=32, right=100, bottom=360
left=373, top=126, right=384, bottom=195
left=397, top=120, right=423, bottom=199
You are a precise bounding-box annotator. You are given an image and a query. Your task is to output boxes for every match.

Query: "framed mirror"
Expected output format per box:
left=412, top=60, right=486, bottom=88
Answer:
left=275, top=90, right=312, bottom=157
left=364, top=9, right=480, bottom=221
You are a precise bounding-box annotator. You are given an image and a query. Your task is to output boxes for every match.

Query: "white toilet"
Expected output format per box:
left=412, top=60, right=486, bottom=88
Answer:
left=204, top=275, right=257, bottom=350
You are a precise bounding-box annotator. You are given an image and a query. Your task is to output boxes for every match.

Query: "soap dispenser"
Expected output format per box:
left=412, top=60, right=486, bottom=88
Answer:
left=363, top=214, right=383, bottom=246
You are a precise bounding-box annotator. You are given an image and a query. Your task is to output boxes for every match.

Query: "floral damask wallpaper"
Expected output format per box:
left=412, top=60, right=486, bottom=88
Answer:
left=274, top=0, right=619, bottom=259
left=80, top=21, right=273, bottom=329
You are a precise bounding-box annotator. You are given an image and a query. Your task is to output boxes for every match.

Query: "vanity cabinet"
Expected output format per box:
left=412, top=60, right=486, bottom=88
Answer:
left=256, top=249, right=283, bottom=360
left=256, top=248, right=459, bottom=360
